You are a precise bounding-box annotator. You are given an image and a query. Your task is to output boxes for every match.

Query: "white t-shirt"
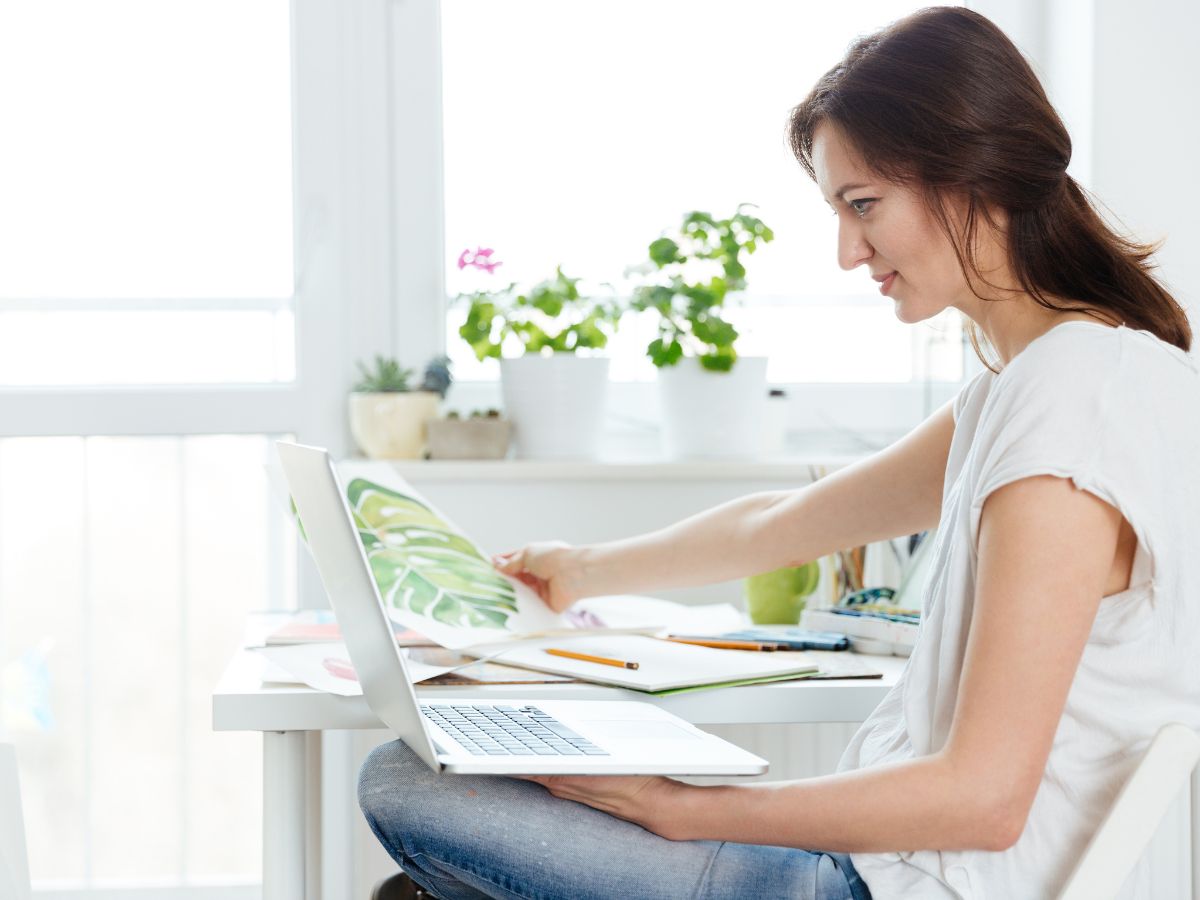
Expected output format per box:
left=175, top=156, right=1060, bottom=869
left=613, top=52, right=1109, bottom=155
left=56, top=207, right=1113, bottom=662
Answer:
left=840, top=320, right=1200, bottom=899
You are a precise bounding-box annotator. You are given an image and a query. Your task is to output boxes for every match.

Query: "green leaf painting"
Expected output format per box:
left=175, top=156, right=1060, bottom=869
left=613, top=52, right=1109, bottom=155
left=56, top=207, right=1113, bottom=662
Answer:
left=346, top=477, right=517, bottom=630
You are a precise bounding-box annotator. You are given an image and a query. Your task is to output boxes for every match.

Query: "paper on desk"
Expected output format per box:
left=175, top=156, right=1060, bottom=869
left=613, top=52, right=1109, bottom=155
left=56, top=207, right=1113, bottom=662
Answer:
left=567, top=595, right=744, bottom=634
left=253, top=642, right=458, bottom=696
left=465, top=634, right=819, bottom=692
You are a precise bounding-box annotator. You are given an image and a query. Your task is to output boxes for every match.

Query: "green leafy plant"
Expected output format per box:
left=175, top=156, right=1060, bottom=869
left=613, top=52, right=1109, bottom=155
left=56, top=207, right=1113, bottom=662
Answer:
left=458, top=267, right=622, bottom=361
left=629, top=204, right=774, bottom=372
left=353, top=355, right=453, bottom=397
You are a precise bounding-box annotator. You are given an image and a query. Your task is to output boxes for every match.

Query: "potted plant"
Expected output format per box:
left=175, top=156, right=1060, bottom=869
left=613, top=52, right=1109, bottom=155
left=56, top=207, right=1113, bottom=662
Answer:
left=425, top=408, right=512, bottom=460
left=348, top=355, right=452, bottom=459
left=628, top=204, right=775, bottom=459
left=457, top=252, right=621, bottom=459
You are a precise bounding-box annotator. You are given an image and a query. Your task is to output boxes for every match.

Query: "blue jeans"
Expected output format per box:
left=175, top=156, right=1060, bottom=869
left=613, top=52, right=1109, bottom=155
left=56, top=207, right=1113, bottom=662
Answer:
left=358, top=741, right=873, bottom=900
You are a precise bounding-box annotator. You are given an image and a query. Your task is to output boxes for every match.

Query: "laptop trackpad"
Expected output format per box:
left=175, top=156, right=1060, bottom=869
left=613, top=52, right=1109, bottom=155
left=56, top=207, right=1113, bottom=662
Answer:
left=584, top=720, right=702, bottom=741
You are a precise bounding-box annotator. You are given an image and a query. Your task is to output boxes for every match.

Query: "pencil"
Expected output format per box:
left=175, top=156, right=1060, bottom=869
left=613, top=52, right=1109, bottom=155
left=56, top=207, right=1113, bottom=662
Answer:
left=664, top=637, right=781, bottom=652
left=545, top=647, right=639, bottom=670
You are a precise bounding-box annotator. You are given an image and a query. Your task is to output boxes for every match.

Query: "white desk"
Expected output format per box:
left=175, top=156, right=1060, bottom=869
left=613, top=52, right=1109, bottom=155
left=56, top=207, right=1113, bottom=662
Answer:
left=212, top=618, right=906, bottom=900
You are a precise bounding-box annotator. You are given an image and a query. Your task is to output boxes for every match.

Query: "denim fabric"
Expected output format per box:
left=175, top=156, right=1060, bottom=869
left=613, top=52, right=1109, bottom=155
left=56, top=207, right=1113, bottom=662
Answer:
left=358, top=740, right=873, bottom=900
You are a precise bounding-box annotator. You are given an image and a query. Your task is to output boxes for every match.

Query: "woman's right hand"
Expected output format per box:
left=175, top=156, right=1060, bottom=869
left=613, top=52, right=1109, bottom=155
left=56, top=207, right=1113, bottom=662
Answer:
left=491, top=541, right=587, bottom=613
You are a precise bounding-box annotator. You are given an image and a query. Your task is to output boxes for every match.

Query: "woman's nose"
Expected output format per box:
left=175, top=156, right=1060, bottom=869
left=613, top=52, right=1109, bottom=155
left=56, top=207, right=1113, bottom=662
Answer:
left=837, top=219, right=873, bottom=271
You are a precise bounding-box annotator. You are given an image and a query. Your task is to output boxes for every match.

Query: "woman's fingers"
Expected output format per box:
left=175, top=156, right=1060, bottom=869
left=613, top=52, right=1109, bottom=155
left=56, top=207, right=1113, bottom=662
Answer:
left=491, top=549, right=524, bottom=574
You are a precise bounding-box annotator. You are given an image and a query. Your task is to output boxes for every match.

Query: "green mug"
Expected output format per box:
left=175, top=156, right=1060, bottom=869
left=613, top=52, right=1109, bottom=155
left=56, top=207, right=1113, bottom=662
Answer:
left=744, top=561, right=821, bottom=625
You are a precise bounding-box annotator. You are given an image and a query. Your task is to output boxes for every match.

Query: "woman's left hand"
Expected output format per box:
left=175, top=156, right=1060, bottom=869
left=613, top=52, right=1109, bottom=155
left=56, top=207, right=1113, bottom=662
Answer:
left=518, top=774, right=692, bottom=840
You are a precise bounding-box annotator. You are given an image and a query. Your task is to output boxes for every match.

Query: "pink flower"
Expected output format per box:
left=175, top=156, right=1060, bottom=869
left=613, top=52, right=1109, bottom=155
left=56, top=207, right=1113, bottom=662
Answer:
left=457, top=246, right=503, bottom=274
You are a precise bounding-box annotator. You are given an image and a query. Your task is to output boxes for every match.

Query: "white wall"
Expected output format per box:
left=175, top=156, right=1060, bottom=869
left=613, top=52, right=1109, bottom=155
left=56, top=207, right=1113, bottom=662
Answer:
left=976, top=0, right=1199, bottom=334
left=1091, top=0, right=1200, bottom=331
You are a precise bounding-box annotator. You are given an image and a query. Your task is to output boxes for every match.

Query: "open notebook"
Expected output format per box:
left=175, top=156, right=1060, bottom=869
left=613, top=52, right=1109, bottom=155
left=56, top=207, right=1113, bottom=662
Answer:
left=472, top=634, right=819, bottom=692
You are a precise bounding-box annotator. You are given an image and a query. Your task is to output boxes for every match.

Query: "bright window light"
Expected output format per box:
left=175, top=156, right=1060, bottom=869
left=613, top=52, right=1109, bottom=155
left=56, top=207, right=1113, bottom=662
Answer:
left=441, top=1, right=964, bottom=384
left=0, top=0, right=294, bottom=300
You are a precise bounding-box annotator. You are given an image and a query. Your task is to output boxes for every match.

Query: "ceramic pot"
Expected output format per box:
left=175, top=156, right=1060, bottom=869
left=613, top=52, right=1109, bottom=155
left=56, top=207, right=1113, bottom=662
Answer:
left=657, top=356, right=768, bottom=459
left=500, top=355, right=609, bottom=459
left=348, top=391, right=441, bottom=459
left=425, top=417, right=512, bottom=460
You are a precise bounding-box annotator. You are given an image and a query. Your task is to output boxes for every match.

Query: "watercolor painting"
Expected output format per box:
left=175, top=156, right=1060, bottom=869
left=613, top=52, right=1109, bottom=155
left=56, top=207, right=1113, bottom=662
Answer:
left=273, top=455, right=566, bottom=649
left=344, top=476, right=519, bottom=630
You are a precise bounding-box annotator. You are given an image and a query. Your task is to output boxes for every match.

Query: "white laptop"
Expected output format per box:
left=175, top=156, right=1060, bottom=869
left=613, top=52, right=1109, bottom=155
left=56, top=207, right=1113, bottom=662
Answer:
left=276, top=441, right=768, bottom=776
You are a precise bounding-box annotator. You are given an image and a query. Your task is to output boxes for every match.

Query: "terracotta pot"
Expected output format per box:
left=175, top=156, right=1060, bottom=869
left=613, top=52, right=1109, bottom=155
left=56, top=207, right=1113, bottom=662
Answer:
left=348, top=391, right=441, bottom=459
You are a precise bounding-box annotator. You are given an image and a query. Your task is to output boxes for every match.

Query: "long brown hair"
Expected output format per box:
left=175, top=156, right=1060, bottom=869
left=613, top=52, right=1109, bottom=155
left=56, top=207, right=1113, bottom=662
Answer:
left=787, top=6, right=1191, bottom=372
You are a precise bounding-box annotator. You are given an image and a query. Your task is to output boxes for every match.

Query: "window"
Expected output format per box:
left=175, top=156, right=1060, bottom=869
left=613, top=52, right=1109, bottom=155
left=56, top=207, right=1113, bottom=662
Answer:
left=0, top=435, right=294, bottom=883
left=0, top=1, right=337, bottom=892
left=440, top=1, right=965, bottom=388
left=0, top=0, right=295, bottom=387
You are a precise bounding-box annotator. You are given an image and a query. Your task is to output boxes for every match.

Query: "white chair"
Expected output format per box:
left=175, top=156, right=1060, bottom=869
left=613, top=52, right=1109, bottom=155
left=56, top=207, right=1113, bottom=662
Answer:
left=1058, top=723, right=1200, bottom=900
left=0, top=742, right=32, bottom=900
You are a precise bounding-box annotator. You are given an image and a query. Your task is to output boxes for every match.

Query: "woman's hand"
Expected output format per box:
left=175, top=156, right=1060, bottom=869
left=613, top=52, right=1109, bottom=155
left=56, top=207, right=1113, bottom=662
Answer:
left=491, top=541, right=589, bottom=612
left=518, top=774, right=694, bottom=840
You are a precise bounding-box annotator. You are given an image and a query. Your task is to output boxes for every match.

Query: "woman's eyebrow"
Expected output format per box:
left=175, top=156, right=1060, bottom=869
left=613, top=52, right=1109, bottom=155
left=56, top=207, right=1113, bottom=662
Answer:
left=834, top=182, right=871, bottom=200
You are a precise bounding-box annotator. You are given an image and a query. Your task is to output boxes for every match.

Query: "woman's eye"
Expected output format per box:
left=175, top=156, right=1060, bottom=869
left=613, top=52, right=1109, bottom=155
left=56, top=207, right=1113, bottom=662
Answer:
left=849, top=198, right=876, bottom=217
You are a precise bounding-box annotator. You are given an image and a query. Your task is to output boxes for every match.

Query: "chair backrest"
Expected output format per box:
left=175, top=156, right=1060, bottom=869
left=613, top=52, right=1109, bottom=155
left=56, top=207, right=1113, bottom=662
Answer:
left=0, top=743, right=32, bottom=900
left=1057, top=723, right=1200, bottom=900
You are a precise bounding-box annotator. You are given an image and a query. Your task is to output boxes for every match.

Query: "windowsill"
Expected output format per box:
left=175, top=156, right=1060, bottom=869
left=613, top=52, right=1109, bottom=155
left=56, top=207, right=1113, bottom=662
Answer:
left=372, top=428, right=892, bottom=480
left=383, top=458, right=853, bottom=481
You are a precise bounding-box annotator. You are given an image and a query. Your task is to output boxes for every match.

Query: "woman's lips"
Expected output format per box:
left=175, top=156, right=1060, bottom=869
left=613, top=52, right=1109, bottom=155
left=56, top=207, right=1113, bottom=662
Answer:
left=878, top=272, right=897, bottom=296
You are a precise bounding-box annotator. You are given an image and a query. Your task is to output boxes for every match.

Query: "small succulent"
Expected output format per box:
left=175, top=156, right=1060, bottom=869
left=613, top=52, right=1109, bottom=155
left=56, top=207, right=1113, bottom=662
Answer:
left=420, top=356, right=453, bottom=398
left=445, top=408, right=503, bottom=420
left=353, top=355, right=413, bottom=392
left=353, top=355, right=453, bottom=396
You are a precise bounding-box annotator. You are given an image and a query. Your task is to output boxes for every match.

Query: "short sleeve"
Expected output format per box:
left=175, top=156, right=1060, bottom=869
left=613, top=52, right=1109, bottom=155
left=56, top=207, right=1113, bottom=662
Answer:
left=952, top=369, right=991, bottom=424
left=964, top=327, right=1136, bottom=554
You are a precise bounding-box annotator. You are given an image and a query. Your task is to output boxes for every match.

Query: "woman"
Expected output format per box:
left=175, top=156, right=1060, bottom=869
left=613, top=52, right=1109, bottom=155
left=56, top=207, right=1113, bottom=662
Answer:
left=359, top=7, right=1199, bottom=898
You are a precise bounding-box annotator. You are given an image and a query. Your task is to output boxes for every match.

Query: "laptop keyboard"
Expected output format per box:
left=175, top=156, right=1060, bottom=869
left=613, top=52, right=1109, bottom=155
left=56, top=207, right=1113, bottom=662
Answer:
left=421, top=704, right=610, bottom=757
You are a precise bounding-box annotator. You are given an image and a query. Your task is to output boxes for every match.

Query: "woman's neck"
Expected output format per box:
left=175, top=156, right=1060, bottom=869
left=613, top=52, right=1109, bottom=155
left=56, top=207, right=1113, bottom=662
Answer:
left=968, top=298, right=1118, bottom=366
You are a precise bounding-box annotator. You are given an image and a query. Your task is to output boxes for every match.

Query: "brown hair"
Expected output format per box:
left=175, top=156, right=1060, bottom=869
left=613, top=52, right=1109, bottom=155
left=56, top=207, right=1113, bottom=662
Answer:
left=787, top=6, right=1191, bottom=372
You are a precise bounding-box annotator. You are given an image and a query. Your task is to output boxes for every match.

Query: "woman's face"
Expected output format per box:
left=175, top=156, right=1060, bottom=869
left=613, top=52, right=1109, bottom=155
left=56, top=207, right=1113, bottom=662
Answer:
left=810, top=123, right=980, bottom=324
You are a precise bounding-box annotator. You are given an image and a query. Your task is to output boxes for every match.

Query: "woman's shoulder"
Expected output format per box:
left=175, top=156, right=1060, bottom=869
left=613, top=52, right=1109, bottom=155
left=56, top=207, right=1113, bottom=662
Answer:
left=1002, top=319, right=1121, bottom=381
left=969, top=319, right=1200, bottom=463
left=1007, top=317, right=1193, bottom=374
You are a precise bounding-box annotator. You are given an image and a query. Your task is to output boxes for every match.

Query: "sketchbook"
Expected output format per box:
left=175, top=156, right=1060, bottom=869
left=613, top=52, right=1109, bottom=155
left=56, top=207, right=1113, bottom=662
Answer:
left=470, top=634, right=820, bottom=692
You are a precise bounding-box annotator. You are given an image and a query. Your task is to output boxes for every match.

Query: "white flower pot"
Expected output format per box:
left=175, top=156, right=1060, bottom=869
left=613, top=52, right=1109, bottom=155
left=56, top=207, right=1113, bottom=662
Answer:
left=500, top=355, right=609, bottom=459
left=658, top=356, right=769, bottom=459
left=348, top=391, right=441, bottom=459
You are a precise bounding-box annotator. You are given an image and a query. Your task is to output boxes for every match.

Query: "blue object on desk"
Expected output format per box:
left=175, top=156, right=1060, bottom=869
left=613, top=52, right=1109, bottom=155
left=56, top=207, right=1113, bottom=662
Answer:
left=829, top=608, right=920, bottom=625
left=720, top=628, right=851, bottom=652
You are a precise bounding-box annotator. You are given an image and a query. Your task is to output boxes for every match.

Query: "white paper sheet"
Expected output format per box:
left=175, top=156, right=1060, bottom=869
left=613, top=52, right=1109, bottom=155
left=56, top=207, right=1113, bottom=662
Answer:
left=254, top=642, right=459, bottom=696
left=569, top=595, right=744, bottom=633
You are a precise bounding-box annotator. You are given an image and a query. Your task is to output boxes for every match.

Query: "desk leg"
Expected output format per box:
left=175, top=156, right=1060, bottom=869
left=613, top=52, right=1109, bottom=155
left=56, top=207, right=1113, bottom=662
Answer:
left=305, top=731, right=323, bottom=900
left=263, top=731, right=322, bottom=900
left=1191, top=765, right=1199, bottom=900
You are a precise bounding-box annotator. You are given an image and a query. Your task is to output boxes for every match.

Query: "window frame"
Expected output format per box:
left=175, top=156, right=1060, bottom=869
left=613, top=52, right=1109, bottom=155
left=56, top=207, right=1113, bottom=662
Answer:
left=0, top=1, right=409, bottom=895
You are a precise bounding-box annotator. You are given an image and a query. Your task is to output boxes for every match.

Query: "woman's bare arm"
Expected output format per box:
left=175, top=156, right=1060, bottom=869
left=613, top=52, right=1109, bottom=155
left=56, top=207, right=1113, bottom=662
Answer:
left=574, top=398, right=956, bottom=598
left=534, top=473, right=1125, bottom=852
